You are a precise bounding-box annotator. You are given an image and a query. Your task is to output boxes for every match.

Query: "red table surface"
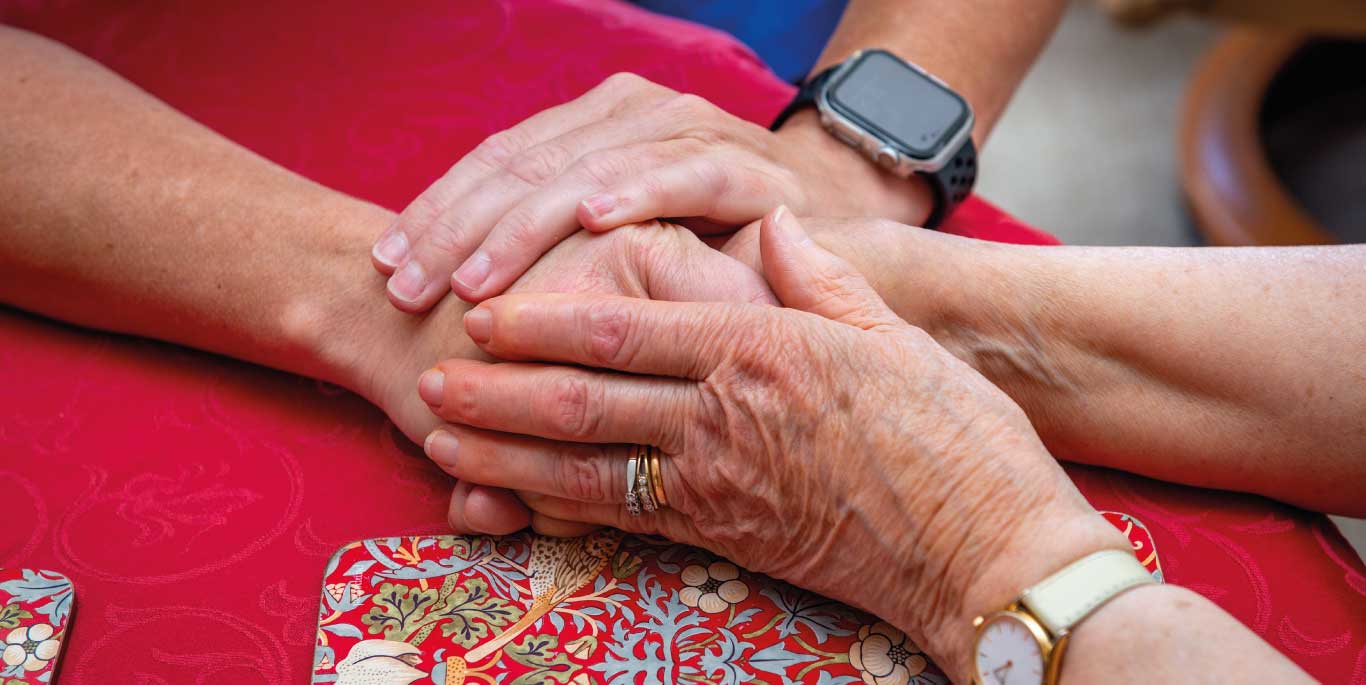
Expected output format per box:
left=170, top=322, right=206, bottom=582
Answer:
left=0, top=1, right=1362, bottom=682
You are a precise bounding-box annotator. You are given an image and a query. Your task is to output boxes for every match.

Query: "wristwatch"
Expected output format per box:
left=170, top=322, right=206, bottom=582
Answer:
left=971, top=549, right=1157, bottom=685
left=771, top=49, right=977, bottom=229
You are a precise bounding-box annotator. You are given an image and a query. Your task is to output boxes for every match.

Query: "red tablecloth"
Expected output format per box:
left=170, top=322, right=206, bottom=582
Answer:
left=0, top=1, right=1362, bottom=682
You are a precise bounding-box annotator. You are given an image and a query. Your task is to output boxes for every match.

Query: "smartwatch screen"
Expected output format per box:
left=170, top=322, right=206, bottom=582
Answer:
left=827, top=50, right=970, bottom=159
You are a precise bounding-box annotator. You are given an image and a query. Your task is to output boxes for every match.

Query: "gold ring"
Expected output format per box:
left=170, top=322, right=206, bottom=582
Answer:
left=647, top=446, right=668, bottom=508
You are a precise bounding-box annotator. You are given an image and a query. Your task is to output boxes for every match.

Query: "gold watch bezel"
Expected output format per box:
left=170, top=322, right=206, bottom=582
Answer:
left=970, top=605, right=1070, bottom=685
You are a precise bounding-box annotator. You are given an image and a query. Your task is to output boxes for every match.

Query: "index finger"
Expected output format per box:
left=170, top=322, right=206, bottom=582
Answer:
left=464, top=293, right=757, bottom=379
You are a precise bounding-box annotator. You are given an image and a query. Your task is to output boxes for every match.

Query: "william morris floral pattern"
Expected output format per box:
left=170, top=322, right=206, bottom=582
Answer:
left=849, top=623, right=928, bottom=685
left=314, top=517, right=1160, bottom=684
left=0, top=569, right=72, bottom=684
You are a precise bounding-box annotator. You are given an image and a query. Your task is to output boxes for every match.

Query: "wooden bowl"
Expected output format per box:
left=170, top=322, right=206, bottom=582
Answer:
left=1181, top=32, right=1366, bottom=245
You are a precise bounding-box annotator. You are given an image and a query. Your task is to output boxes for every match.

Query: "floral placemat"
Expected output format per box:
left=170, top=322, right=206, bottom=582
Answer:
left=313, top=513, right=1160, bottom=685
left=0, top=569, right=73, bottom=683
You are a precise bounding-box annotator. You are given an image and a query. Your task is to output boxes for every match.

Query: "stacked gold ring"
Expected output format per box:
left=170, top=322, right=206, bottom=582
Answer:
left=626, top=445, right=668, bottom=515
left=647, top=447, right=668, bottom=508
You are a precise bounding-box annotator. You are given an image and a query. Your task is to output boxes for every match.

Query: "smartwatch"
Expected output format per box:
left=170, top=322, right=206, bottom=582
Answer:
left=771, top=49, right=977, bottom=229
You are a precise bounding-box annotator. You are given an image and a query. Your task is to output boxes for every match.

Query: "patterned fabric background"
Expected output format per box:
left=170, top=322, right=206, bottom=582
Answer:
left=0, top=1, right=1362, bottom=683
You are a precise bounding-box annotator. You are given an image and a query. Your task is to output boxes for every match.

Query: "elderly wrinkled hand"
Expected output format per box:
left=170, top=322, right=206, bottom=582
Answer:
left=375, top=221, right=773, bottom=535
left=369, top=72, right=926, bottom=312
left=415, top=207, right=1129, bottom=679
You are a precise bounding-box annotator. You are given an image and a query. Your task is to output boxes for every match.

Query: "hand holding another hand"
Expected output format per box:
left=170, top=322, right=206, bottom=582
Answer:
left=356, top=221, right=773, bottom=535
left=417, top=207, right=1128, bottom=680
left=370, top=73, right=929, bottom=312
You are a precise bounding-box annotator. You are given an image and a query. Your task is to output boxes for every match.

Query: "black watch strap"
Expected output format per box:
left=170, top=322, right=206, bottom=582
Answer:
left=770, top=66, right=836, bottom=131
left=769, top=65, right=976, bottom=230
left=921, top=137, right=976, bottom=230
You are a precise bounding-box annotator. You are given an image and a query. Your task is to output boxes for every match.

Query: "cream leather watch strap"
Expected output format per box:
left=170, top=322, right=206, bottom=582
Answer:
left=1020, top=549, right=1155, bottom=637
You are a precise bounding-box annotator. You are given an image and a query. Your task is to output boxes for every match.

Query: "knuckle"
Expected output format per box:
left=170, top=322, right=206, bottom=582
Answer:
left=555, top=449, right=608, bottom=502
left=547, top=373, right=600, bottom=440
left=447, top=374, right=484, bottom=424
left=493, top=207, right=543, bottom=252
left=684, top=162, right=731, bottom=214
left=472, top=128, right=529, bottom=169
left=583, top=299, right=636, bottom=367
left=600, top=71, right=646, bottom=92
left=668, top=92, right=713, bottom=118
left=423, top=212, right=473, bottom=256
left=598, top=72, right=670, bottom=104
left=506, top=141, right=572, bottom=186
left=574, top=150, right=632, bottom=188
left=399, top=193, right=447, bottom=231
left=636, top=171, right=674, bottom=206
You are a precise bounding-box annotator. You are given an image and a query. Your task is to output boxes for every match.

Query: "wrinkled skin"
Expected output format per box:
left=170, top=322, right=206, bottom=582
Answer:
left=369, top=72, right=926, bottom=311
left=356, top=221, right=773, bottom=532
left=417, top=209, right=1126, bottom=678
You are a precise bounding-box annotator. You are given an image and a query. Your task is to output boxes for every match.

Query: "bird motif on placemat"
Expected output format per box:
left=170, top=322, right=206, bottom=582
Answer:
left=444, top=529, right=623, bottom=683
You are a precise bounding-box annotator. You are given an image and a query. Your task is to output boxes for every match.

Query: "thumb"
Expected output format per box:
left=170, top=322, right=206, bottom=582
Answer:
left=635, top=223, right=777, bottom=306
left=759, top=206, right=903, bottom=330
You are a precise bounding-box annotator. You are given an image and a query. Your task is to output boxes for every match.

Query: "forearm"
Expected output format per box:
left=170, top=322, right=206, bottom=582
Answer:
left=1060, top=584, right=1310, bottom=682
left=901, top=239, right=1366, bottom=515
left=937, top=518, right=1310, bottom=683
left=773, top=0, right=1065, bottom=225
left=814, top=0, right=1066, bottom=141
left=0, top=27, right=444, bottom=397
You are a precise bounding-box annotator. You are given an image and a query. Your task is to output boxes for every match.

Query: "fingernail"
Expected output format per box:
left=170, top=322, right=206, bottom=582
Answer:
left=424, top=430, right=460, bottom=465
left=418, top=368, right=445, bottom=407
left=388, top=260, right=427, bottom=302
left=453, top=251, right=491, bottom=292
left=373, top=231, right=408, bottom=266
left=769, top=205, right=812, bottom=246
left=464, top=308, right=492, bottom=344
left=581, top=193, right=616, bottom=220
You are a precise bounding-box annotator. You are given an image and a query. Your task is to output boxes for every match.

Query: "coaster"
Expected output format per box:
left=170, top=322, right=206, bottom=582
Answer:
left=0, top=568, right=74, bottom=683
left=1101, top=511, right=1165, bottom=582
left=313, top=515, right=1161, bottom=684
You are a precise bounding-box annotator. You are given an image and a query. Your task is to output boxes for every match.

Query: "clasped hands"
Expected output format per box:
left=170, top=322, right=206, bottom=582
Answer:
left=360, top=74, right=1127, bottom=679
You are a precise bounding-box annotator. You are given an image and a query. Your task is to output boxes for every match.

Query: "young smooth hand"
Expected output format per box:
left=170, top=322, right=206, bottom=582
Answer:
left=369, top=73, right=928, bottom=311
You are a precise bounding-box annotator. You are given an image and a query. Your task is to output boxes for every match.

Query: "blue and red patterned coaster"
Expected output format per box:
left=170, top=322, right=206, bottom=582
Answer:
left=312, top=514, right=1161, bottom=684
left=0, top=568, right=73, bottom=683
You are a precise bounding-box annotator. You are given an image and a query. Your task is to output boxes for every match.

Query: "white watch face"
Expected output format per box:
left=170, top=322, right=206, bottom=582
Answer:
left=973, top=615, right=1045, bottom=685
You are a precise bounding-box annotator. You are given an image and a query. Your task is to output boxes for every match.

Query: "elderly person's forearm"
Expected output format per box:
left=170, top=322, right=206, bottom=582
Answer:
left=429, top=209, right=1312, bottom=682
left=864, top=233, right=1366, bottom=516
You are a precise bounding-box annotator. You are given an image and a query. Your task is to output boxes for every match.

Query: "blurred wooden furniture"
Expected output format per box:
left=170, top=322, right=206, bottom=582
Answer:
left=1180, top=32, right=1366, bottom=245
left=1097, top=0, right=1366, bottom=34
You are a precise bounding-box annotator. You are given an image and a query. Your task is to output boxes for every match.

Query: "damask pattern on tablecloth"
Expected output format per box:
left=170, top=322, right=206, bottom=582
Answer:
left=0, top=1, right=1361, bottom=683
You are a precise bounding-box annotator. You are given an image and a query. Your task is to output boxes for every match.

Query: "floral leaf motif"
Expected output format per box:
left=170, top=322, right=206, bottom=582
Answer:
left=433, top=577, right=522, bottom=647
left=760, top=585, right=857, bottom=643
left=361, top=582, right=439, bottom=640
left=564, top=635, right=598, bottom=660
left=506, top=634, right=576, bottom=685
left=594, top=570, right=710, bottom=684
left=698, top=628, right=753, bottom=685
left=436, top=536, right=470, bottom=554
left=748, top=641, right=818, bottom=677
left=0, top=570, right=73, bottom=624
left=610, top=549, right=643, bottom=580
left=321, top=623, right=364, bottom=639
left=342, top=560, right=377, bottom=577
left=0, top=603, right=32, bottom=629
left=814, top=673, right=862, bottom=685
